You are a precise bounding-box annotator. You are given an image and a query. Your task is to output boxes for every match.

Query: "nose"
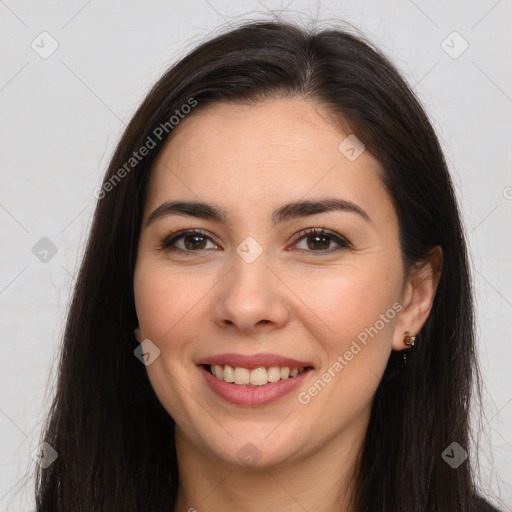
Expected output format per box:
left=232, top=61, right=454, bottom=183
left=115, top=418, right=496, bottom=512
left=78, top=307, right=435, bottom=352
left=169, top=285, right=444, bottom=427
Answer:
left=211, top=252, right=290, bottom=334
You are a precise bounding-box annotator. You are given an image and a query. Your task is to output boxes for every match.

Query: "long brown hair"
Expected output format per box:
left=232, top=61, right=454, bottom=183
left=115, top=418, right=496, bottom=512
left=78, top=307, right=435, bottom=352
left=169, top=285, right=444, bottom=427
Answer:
left=35, top=19, right=496, bottom=511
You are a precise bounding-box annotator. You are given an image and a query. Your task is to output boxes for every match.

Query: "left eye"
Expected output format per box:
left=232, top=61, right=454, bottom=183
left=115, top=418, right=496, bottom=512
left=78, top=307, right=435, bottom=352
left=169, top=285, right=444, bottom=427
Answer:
left=292, top=228, right=350, bottom=253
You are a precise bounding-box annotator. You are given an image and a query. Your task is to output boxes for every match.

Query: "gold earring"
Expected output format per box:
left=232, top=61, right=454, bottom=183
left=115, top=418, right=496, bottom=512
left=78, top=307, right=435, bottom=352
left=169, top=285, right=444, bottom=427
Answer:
left=400, top=331, right=416, bottom=368
left=404, top=331, right=416, bottom=346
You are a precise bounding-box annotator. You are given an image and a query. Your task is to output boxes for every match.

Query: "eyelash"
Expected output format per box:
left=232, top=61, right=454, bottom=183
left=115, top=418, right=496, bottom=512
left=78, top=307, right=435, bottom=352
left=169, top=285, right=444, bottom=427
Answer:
left=157, top=226, right=351, bottom=255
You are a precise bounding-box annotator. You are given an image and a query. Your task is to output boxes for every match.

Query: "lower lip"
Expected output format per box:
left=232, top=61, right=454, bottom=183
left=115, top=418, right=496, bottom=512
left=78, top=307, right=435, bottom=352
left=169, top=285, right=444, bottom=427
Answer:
left=198, top=365, right=313, bottom=406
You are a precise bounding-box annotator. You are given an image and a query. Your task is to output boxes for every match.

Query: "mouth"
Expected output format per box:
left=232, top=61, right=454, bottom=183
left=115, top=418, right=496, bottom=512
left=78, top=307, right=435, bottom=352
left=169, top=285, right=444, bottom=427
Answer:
left=197, top=355, right=314, bottom=406
left=202, top=363, right=312, bottom=387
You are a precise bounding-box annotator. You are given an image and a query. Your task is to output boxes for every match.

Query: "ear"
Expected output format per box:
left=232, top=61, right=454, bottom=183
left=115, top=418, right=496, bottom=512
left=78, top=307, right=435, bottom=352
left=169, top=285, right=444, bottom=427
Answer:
left=392, top=246, right=443, bottom=351
left=134, top=326, right=142, bottom=343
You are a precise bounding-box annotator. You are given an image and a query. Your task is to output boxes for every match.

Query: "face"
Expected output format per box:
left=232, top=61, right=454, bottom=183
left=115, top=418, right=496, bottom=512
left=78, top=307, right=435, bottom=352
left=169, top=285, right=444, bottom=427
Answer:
left=133, top=97, right=416, bottom=469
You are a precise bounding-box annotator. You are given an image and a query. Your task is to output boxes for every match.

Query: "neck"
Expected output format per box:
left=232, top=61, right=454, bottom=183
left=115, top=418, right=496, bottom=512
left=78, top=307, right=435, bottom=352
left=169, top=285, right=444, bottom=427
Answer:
left=173, top=417, right=367, bottom=512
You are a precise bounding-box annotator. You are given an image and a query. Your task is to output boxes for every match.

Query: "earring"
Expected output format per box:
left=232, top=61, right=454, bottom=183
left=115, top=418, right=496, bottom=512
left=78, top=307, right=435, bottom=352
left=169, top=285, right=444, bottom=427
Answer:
left=401, top=331, right=416, bottom=367
left=404, top=331, right=416, bottom=346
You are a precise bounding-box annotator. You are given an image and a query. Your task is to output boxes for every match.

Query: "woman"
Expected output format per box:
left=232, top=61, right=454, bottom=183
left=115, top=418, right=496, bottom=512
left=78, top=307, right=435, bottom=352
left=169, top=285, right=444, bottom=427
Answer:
left=34, top=19, right=502, bottom=511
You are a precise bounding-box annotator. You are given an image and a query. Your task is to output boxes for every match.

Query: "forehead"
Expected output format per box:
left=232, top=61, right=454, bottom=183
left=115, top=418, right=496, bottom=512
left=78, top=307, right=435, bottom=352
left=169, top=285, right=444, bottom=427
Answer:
left=144, top=97, right=395, bottom=225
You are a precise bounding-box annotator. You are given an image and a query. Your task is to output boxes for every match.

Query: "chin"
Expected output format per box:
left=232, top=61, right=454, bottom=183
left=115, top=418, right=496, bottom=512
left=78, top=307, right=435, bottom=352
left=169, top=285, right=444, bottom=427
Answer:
left=189, top=419, right=308, bottom=469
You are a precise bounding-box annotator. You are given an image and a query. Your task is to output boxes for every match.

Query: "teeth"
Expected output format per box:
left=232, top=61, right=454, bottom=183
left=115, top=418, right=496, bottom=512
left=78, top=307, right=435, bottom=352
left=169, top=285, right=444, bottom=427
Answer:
left=208, top=364, right=308, bottom=386
left=267, top=366, right=281, bottom=382
left=280, top=367, right=290, bottom=379
left=234, top=367, right=250, bottom=385
left=249, top=367, right=268, bottom=385
left=214, top=364, right=223, bottom=379
left=223, top=365, right=234, bottom=382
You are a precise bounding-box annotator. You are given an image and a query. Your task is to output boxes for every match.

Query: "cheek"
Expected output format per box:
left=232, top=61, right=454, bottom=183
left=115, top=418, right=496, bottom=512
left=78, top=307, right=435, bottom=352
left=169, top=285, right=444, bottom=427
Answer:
left=302, top=268, right=400, bottom=395
left=133, top=261, right=213, bottom=344
left=296, top=281, right=392, bottom=414
left=133, top=261, right=212, bottom=420
left=300, top=265, right=400, bottom=341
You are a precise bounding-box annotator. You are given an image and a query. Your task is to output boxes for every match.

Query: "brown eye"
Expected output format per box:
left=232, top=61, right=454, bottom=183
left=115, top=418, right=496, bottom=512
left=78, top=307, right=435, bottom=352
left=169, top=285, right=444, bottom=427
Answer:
left=160, top=230, right=220, bottom=252
left=292, top=228, right=350, bottom=253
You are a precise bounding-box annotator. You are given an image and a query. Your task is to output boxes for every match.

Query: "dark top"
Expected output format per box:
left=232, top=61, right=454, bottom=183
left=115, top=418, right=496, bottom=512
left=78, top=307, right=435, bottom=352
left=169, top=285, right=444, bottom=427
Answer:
left=474, top=494, right=502, bottom=512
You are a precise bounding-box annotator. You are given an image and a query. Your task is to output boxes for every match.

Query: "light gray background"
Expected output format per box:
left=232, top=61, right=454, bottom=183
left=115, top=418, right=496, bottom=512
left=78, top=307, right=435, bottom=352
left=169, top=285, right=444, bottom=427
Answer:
left=1, top=1, right=511, bottom=510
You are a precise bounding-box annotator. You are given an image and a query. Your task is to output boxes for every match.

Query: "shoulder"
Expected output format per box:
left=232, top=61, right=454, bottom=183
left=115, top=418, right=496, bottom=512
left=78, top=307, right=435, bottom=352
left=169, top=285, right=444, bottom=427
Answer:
left=472, top=493, right=503, bottom=512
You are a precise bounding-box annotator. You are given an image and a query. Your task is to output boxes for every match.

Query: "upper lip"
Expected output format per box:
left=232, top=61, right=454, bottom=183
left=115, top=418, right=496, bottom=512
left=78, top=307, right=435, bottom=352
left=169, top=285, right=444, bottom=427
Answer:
left=196, top=353, right=314, bottom=370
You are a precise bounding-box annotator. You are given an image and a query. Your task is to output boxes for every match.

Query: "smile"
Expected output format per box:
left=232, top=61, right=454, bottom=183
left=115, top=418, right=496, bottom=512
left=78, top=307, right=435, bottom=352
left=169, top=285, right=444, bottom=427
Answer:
left=206, top=364, right=308, bottom=386
left=198, top=364, right=313, bottom=407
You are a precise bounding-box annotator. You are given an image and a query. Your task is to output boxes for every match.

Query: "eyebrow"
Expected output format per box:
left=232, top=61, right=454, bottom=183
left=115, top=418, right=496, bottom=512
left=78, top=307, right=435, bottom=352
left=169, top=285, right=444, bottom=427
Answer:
left=145, top=197, right=371, bottom=227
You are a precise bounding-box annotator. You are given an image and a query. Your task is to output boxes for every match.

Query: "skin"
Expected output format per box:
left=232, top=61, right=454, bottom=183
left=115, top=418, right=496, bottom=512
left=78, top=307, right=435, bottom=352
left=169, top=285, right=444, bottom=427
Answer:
left=133, top=97, right=442, bottom=512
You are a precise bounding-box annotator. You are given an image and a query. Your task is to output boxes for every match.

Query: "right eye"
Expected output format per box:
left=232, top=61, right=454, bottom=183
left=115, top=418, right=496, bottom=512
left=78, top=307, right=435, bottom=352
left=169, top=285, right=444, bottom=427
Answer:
left=159, top=229, right=221, bottom=253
